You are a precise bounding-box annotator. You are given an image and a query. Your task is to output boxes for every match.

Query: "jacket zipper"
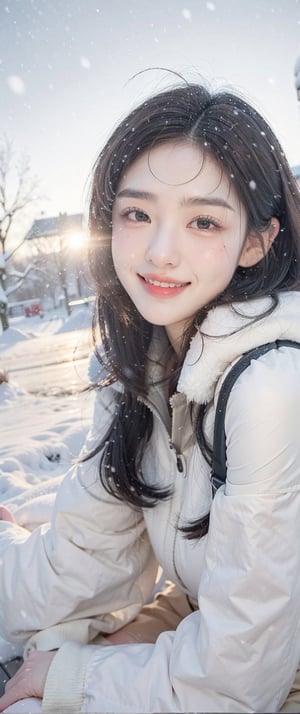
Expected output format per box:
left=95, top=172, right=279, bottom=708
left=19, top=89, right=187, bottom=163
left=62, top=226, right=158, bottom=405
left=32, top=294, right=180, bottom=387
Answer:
left=138, top=397, right=187, bottom=588
left=139, top=395, right=187, bottom=586
left=170, top=447, right=187, bottom=589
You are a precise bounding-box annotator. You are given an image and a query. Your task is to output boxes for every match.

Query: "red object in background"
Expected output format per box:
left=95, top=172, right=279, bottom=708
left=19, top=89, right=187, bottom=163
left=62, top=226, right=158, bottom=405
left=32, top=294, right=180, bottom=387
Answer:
left=24, top=301, right=43, bottom=317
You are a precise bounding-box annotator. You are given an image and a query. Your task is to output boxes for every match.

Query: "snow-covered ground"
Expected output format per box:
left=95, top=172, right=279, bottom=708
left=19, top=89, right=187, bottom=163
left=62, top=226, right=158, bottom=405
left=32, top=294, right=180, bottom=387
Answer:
left=0, top=307, right=94, bottom=393
left=0, top=306, right=96, bottom=512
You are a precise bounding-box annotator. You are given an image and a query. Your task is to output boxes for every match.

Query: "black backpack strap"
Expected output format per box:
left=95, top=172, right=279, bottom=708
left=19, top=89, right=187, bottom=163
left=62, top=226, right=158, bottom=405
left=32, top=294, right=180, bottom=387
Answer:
left=211, top=339, right=300, bottom=493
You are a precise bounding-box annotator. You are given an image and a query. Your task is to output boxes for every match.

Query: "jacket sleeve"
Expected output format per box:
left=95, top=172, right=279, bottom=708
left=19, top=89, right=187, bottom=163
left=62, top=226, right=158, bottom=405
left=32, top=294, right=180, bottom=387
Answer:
left=0, top=386, right=158, bottom=649
left=42, top=347, right=300, bottom=713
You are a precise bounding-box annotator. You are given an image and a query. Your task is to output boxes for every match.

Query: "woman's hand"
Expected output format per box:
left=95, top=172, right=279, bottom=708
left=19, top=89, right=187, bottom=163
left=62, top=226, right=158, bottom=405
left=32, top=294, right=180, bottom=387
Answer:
left=0, top=506, right=16, bottom=523
left=0, top=651, right=56, bottom=712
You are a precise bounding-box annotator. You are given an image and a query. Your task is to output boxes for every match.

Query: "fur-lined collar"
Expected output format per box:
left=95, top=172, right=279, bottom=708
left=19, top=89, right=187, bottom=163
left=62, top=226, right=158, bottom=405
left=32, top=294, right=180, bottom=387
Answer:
left=178, top=292, right=300, bottom=404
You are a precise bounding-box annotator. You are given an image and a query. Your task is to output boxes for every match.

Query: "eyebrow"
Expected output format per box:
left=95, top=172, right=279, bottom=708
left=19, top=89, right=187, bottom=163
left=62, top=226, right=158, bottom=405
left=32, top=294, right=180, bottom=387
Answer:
left=116, top=189, right=234, bottom=211
left=116, top=189, right=156, bottom=201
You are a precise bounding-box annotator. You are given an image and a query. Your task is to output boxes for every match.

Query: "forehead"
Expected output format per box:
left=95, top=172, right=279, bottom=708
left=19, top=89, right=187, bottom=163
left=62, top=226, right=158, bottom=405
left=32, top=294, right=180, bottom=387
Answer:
left=117, top=139, right=235, bottom=200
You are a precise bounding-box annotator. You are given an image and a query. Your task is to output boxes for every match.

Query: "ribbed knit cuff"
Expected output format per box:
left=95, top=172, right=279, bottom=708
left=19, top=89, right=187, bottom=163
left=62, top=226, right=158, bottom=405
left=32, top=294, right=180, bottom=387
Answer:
left=42, top=641, right=93, bottom=713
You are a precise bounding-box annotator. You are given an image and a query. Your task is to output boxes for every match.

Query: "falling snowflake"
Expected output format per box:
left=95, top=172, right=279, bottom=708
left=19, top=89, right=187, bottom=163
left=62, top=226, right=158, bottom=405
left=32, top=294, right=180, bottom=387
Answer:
left=182, top=8, right=192, bottom=20
left=206, top=1, right=216, bottom=10
left=80, top=56, right=91, bottom=69
left=249, top=180, right=257, bottom=190
left=7, top=75, right=25, bottom=95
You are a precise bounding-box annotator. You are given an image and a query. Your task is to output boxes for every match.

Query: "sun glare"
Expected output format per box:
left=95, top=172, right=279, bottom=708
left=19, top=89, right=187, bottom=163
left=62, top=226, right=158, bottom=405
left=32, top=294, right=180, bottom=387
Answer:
left=67, top=232, right=85, bottom=249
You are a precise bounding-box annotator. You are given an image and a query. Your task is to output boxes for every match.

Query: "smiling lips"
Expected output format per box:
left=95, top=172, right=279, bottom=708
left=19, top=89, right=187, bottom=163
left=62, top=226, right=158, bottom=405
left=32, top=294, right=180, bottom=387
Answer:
left=139, top=274, right=190, bottom=297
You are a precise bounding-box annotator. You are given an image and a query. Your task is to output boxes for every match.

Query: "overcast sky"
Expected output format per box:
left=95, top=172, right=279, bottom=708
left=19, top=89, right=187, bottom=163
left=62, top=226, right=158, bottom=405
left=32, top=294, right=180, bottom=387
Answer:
left=1, top=0, right=300, bottom=227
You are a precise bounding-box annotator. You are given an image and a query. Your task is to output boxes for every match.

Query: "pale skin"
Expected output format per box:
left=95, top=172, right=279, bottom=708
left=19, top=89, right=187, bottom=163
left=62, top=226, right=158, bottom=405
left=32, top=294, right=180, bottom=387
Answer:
left=0, top=140, right=279, bottom=710
left=112, top=140, right=279, bottom=353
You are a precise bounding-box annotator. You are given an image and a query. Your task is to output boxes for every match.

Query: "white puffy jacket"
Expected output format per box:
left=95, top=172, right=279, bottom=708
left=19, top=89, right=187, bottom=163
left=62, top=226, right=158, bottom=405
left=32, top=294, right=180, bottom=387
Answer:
left=1, top=293, right=300, bottom=713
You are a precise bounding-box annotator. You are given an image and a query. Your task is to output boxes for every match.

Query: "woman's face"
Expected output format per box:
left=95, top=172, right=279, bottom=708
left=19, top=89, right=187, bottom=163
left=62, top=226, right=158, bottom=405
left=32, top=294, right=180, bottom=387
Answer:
left=111, top=140, right=249, bottom=351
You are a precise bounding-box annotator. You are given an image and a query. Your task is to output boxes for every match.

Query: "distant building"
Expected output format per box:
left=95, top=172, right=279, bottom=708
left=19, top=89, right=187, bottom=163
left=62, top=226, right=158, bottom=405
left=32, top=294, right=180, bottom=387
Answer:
left=25, top=213, right=84, bottom=241
left=24, top=212, right=89, bottom=313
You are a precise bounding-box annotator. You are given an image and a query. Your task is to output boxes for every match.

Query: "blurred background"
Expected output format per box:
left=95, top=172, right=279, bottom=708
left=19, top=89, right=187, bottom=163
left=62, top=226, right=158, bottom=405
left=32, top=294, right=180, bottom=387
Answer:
left=0, top=0, right=299, bottom=343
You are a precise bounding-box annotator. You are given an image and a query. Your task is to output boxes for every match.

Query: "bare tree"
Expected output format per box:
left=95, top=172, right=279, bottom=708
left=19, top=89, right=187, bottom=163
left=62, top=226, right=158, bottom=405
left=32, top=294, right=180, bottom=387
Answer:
left=0, top=136, right=39, bottom=330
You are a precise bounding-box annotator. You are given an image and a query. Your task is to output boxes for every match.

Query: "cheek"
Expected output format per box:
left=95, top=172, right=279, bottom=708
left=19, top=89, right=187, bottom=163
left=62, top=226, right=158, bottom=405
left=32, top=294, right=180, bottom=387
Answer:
left=189, top=243, right=222, bottom=269
left=112, top=231, right=139, bottom=265
left=214, top=236, right=243, bottom=269
left=189, top=239, right=242, bottom=284
left=111, top=233, right=123, bottom=275
left=111, top=239, right=133, bottom=283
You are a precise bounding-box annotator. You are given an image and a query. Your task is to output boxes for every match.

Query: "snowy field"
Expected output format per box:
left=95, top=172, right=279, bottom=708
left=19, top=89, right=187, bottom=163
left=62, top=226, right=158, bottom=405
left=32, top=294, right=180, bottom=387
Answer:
left=0, top=306, right=96, bottom=532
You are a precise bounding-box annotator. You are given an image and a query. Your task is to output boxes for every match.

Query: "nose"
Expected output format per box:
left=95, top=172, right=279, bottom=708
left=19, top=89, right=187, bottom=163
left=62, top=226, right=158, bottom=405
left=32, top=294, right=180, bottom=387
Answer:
left=145, top=224, right=180, bottom=268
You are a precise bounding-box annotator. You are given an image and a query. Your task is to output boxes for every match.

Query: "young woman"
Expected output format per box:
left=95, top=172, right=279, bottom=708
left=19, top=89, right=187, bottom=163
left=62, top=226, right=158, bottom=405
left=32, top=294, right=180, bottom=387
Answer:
left=1, top=80, right=300, bottom=713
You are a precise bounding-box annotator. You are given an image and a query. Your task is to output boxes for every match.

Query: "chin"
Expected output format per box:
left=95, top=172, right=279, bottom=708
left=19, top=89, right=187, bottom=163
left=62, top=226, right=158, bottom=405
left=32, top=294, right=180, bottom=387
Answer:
left=141, top=313, right=167, bottom=326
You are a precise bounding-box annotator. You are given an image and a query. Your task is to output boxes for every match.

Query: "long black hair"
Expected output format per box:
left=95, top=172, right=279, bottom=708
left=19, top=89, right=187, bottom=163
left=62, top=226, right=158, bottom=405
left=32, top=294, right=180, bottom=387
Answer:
left=86, top=81, right=300, bottom=538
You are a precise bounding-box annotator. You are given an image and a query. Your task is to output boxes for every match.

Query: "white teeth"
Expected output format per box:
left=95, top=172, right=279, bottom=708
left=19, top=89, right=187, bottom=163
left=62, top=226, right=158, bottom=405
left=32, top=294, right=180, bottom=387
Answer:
left=144, top=277, right=185, bottom=288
